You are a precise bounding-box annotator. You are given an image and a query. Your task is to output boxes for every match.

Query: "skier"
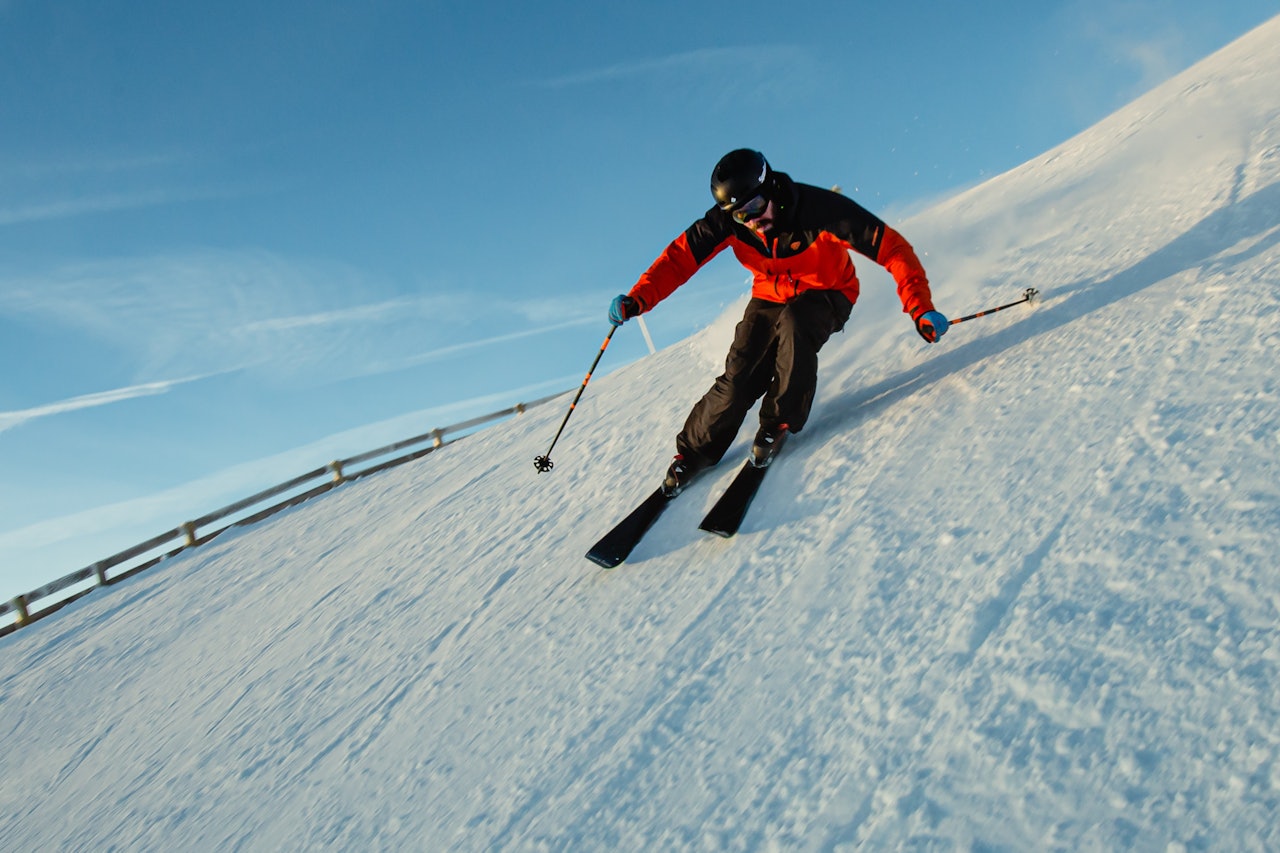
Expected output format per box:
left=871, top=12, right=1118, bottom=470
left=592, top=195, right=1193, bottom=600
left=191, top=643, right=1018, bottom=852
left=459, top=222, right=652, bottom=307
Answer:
left=608, top=148, right=948, bottom=496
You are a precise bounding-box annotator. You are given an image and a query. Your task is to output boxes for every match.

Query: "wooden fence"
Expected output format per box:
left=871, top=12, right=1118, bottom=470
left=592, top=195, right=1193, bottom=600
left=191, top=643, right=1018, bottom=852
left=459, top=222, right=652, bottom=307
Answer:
left=0, top=391, right=564, bottom=639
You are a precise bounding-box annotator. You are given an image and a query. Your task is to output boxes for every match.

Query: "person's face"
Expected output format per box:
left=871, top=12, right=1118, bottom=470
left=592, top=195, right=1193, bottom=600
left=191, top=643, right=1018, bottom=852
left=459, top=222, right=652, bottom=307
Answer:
left=737, top=196, right=776, bottom=235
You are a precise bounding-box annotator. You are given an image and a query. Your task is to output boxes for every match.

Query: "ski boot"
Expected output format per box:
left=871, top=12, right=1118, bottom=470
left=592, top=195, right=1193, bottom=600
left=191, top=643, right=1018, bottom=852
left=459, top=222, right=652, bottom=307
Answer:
left=662, top=454, right=705, bottom=497
left=750, top=423, right=789, bottom=468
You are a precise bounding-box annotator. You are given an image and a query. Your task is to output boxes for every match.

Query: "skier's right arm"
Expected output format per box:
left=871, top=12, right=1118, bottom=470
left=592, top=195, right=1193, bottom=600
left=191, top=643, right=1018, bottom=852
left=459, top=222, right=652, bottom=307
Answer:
left=618, top=211, right=733, bottom=317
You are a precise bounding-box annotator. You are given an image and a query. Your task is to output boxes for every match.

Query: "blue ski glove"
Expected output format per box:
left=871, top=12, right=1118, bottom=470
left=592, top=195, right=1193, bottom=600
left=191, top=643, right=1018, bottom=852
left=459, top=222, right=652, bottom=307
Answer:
left=609, top=294, right=640, bottom=327
left=916, top=310, right=950, bottom=343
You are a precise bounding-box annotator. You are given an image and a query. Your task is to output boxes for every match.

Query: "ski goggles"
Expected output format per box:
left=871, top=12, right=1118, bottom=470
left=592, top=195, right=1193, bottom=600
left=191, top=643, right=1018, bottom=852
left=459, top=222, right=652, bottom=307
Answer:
left=725, top=193, right=769, bottom=224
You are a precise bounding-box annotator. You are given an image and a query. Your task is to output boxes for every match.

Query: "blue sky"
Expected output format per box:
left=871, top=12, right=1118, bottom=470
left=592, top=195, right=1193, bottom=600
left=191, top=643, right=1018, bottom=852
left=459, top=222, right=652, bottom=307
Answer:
left=2, top=0, right=1276, bottom=597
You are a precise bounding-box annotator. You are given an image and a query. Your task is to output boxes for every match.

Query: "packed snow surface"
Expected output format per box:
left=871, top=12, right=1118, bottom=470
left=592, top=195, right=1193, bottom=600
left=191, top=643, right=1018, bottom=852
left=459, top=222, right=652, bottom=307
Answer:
left=3, top=16, right=1280, bottom=851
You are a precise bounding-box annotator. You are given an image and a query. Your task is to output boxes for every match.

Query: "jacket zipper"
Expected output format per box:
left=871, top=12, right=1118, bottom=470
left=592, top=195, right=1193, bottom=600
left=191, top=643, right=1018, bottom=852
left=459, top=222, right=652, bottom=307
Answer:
left=768, top=236, right=784, bottom=300
left=758, top=234, right=798, bottom=301
left=770, top=271, right=799, bottom=300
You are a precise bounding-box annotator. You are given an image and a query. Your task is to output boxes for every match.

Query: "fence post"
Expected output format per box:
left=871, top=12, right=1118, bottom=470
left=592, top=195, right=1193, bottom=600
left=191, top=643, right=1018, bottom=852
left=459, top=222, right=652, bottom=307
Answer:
left=182, top=522, right=198, bottom=548
left=13, top=595, right=28, bottom=627
left=432, top=429, right=445, bottom=448
left=94, top=561, right=108, bottom=586
left=516, top=402, right=526, bottom=414
left=329, top=461, right=346, bottom=483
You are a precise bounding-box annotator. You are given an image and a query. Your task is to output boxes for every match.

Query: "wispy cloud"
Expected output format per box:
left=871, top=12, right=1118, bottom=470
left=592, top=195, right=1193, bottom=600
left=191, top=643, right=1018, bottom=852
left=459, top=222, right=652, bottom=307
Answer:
left=1, top=250, right=605, bottom=396
left=0, top=146, right=261, bottom=226
left=0, top=185, right=243, bottom=227
left=369, top=316, right=599, bottom=374
left=0, top=150, right=198, bottom=182
left=233, top=298, right=420, bottom=334
left=0, top=374, right=219, bottom=434
left=0, top=250, right=396, bottom=378
left=529, top=45, right=806, bottom=89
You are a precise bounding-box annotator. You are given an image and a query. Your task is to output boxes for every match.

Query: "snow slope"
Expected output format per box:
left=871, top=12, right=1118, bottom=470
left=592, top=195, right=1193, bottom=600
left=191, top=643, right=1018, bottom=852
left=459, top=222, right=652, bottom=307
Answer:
left=3, top=16, right=1280, bottom=851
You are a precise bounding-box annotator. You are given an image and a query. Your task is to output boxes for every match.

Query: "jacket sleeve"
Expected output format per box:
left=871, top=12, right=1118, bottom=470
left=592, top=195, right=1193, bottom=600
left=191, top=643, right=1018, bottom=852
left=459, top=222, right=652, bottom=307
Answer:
left=824, top=191, right=935, bottom=320
left=627, top=211, right=733, bottom=313
left=875, top=226, right=935, bottom=320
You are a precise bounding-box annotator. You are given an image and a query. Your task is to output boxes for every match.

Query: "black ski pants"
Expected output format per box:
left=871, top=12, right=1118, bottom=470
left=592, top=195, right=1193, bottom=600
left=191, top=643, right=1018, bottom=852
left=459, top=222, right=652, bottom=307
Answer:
left=676, top=289, right=853, bottom=466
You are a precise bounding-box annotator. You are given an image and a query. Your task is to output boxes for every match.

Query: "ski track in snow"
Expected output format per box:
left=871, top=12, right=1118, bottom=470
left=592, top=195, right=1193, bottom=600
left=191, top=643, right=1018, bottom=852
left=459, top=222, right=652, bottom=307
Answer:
left=3, top=15, right=1280, bottom=851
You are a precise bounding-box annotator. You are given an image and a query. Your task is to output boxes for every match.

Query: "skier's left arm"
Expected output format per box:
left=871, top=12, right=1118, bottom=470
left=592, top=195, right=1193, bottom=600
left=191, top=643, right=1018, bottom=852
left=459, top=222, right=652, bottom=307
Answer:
left=827, top=194, right=948, bottom=342
left=876, top=226, right=949, bottom=342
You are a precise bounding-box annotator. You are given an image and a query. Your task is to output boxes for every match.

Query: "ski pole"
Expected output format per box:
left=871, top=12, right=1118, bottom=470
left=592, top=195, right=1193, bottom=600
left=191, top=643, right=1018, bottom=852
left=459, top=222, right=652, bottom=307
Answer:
left=534, top=325, right=617, bottom=473
left=949, top=287, right=1040, bottom=326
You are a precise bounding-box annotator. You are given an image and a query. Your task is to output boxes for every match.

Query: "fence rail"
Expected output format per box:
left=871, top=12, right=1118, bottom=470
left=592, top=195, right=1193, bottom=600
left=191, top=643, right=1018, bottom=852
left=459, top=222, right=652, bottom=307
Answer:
left=1, top=391, right=564, bottom=639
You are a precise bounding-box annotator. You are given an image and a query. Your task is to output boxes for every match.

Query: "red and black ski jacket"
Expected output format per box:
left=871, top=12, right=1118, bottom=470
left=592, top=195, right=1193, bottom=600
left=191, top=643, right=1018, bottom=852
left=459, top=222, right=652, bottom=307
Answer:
left=628, top=171, right=935, bottom=322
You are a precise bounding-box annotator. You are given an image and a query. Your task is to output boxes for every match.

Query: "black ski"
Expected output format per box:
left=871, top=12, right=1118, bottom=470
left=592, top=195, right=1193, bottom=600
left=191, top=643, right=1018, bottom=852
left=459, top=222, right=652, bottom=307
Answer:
left=585, top=487, right=675, bottom=568
left=698, top=426, right=788, bottom=538
left=698, top=461, right=770, bottom=537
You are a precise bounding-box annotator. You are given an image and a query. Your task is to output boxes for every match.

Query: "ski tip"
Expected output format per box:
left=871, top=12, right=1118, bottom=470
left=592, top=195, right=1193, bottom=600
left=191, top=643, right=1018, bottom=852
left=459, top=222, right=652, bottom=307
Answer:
left=697, top=524, right=736, bottom=539
left=585, top=550, right=624, bottom=569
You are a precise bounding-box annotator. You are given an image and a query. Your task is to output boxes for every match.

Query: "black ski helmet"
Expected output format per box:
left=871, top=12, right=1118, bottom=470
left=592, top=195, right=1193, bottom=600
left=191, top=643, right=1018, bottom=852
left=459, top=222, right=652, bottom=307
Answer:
left=710, top=148, right=770, bottom=210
